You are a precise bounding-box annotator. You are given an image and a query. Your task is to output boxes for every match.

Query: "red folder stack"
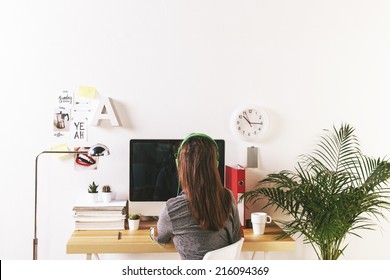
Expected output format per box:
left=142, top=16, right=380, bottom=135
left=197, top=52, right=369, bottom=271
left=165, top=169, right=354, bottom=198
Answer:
left=225, top=164, right=246, bottom=228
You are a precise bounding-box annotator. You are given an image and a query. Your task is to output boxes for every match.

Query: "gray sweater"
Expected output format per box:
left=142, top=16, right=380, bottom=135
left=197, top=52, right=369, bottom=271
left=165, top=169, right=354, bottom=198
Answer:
left=155, top=191, right=241, bottom=260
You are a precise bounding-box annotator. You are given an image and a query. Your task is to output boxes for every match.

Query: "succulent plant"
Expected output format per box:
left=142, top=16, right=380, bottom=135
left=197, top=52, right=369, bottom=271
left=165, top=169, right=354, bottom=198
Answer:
left=129, top=213, right=140, bottom=220
left=102, top=185, right=111, bottom=193
left=88, top=181, right=99, bottom=193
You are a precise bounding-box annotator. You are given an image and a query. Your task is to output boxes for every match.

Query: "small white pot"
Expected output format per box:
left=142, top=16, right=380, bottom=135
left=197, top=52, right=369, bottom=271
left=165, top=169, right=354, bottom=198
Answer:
left=101, top=192, right=112, bottom=203
left=128, top=219, right=140, bottom=230
left=88, top=193, right=99, bottom=203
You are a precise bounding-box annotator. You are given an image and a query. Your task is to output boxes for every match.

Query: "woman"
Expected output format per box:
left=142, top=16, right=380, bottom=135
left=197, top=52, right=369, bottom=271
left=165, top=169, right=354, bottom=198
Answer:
left=151, top=133, right=242, bottom=260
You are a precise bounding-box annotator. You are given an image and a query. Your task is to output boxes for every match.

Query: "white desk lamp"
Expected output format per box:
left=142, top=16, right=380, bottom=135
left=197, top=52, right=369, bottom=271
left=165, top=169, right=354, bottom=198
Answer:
left=33, top=143, right=110, bottom=260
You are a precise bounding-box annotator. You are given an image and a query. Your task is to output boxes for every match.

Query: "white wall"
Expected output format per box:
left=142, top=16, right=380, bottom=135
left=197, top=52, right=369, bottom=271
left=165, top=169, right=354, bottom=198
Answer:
left=0, top=0, right=389, bottom=260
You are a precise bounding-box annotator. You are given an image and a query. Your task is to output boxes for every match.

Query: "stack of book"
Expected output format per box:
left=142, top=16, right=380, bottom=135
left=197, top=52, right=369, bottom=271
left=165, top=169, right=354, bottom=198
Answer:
left=72, top=200, right=128, bottom=230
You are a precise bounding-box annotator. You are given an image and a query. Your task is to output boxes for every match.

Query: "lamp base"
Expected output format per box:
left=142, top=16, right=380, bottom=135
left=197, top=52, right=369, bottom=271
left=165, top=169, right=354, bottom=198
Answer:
left=33, top=238, right=38, bottom=260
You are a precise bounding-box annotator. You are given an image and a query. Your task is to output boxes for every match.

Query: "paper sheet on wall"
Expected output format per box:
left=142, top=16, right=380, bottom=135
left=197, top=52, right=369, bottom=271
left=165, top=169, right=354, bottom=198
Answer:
left=53, top=107, right=71, bottom=139
left=56, top=89, right=74, bottom=107
left=73, top=98, right=92, bottom=121
left=71, top=116, right=88, bottom=143
left=50, top=144, right=70, bottom=159
left=74, top=147, right=98, bottom=170
left=78, top=86, right=96, bottom=99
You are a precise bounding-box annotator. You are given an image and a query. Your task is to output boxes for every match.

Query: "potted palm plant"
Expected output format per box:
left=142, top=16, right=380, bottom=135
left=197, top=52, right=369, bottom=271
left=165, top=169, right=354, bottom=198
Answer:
left=241, top=124, right=390, bottom=260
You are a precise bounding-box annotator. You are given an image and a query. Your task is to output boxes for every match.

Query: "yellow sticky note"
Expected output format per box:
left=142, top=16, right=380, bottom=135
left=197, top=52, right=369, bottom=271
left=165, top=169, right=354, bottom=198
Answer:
left=78, top=86, right=96, bottom=98
left=50, top=144, right=70, bottom=158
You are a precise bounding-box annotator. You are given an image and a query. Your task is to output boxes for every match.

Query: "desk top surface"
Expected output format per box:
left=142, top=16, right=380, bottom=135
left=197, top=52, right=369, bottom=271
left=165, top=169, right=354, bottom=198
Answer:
left=67, top=221, right=295, bottom=254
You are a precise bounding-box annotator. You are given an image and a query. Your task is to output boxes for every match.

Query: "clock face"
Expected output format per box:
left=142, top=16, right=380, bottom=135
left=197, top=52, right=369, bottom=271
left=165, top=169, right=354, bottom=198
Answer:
left=233, top=108, right=269, bottom=141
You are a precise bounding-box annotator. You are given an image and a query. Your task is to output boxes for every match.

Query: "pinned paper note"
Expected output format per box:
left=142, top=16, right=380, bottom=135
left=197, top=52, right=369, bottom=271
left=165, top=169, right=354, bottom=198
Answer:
left=78, top=86, right=96, bottom=98
left=57, top=90, right=73, bottom=107
left=74, top=146, right=98, bottom=170
left=71, top=116, right=88, bottom=142
left=50, top=144, right=70, bottom=158
left=53, top=107, right=71, bottom=132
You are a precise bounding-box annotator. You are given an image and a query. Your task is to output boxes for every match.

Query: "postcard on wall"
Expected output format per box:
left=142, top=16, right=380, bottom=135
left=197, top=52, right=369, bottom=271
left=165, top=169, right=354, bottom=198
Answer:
left=71, top=116, right=88, bottom=143
left=73, top=95, right=92, bottom=111
left=53, top=107, right=71, bottom=139
left=74, top=147, right=98, bottom=170
left=73, top=96, right=94, bottom=123
left=56, top=90, right=74, bottom=108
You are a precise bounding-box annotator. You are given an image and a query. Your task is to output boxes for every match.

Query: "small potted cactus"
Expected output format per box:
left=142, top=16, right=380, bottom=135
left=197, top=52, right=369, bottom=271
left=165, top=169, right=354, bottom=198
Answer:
left=88, top=181, right=99, bottom=203
left=101, top=185, right=112, bottom=203
left=128, top=213, right=141, bottom=230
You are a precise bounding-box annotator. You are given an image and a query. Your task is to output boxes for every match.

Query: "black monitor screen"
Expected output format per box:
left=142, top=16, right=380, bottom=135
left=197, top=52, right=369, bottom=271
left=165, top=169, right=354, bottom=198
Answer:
left=129, top=139, right=225, bottom=201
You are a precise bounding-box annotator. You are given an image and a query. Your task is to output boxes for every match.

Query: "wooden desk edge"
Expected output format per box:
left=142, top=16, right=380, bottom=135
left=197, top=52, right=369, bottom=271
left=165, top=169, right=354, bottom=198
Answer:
left=66, top=222, right=295, bottom=255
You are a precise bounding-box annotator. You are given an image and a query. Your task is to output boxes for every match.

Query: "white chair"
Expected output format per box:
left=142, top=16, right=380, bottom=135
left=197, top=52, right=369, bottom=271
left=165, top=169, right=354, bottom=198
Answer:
left=203, top=238, right=244, bottom=260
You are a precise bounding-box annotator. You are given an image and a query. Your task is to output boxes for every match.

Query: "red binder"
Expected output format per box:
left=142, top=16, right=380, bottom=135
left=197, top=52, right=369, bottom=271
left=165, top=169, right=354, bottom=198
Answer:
left=225, top=165, right=246, bottom=228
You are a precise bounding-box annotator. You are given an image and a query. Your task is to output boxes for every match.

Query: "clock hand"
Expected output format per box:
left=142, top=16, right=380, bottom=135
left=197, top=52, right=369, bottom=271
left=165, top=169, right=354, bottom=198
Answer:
left=243, top=112, right=252, bottom=127
left=243, top=115, right=252, bottom=126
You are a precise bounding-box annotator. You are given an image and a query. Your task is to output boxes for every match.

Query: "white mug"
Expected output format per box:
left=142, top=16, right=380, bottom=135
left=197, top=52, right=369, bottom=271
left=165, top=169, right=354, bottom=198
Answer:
left=251, top=212, right=272, bottom=235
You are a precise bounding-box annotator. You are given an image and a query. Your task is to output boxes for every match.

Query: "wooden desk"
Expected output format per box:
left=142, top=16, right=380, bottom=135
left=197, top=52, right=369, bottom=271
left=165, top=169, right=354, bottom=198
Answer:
left=67, top=221, right=295, bottom=259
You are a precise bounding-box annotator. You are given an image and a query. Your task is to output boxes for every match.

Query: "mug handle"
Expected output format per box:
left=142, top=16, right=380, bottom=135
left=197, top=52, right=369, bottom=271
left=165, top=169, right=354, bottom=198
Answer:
left=266, top=216, right=272, bottom=223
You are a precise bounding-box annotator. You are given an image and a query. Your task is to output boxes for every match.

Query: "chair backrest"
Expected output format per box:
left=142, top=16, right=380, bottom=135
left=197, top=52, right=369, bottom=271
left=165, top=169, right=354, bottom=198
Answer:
left=203, top=238, right=244, bottom=260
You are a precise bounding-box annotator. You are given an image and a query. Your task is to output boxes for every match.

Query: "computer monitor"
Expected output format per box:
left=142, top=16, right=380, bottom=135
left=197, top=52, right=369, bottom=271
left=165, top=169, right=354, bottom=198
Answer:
left=129, top=139, right=225, bottom=216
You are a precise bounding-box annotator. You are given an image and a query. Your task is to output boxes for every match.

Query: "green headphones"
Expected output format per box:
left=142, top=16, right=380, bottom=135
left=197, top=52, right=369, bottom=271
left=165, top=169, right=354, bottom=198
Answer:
left=175, top=133, right=219, bottom=167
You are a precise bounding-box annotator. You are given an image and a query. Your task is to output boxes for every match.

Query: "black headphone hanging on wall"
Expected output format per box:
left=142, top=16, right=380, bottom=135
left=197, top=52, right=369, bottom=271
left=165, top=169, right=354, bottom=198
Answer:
left=175, top=133, right=219, bottom=195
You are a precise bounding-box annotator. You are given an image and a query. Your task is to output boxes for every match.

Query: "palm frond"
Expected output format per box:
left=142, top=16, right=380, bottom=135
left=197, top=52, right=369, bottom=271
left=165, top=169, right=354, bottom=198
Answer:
left=241, top=123, right=390, bottom=260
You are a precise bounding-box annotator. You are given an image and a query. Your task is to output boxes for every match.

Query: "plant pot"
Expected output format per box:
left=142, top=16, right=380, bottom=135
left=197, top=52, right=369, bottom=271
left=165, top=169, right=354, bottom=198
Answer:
left=128, top=219, right=140, bottom=230
left=88, top=193, right=99, bottom=203
left=101, top=192, right=112, bottom=203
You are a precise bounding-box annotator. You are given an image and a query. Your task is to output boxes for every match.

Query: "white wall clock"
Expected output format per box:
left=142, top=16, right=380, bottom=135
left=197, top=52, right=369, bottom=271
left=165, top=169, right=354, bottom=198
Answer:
left=232, top=107, right=270, bottom=142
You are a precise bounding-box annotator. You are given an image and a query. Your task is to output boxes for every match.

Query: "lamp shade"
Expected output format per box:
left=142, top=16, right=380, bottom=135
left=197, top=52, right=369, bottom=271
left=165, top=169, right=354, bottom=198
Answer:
left=88, top=143, right=110, bottom=157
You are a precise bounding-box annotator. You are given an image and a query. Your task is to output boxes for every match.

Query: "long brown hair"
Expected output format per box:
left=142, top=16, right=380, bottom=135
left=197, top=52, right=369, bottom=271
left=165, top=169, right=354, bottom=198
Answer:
left=177, top=135, right=233, bottom=231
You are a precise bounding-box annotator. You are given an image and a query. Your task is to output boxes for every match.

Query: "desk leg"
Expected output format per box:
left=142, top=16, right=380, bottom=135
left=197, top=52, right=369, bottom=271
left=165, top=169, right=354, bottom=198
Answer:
left=86, top=253, right=100, bottom=260
left=248, top=251, right=270, bottom=260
